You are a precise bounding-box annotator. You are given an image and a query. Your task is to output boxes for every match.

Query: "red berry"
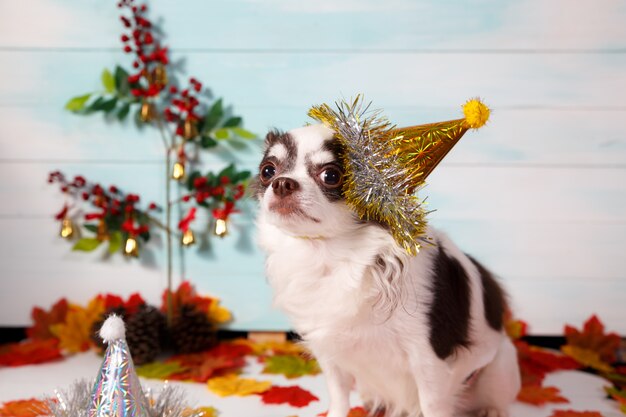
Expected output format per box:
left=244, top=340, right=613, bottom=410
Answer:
left=148, top=202, right=157, bottom=210
left=182, top=195, right=191, bottom=202
left=132, top=61, right=139, bottom=68
left=169, top=86, right=178, bottom=94
left=82, top=192, right=89, bottom=200
left=144, top=33, right=153, bottom=44
left=109, top=185, right=118, bottom=193
left=61, top=185, right=69, bottom=193
left=212, top=186, right=224, bottom=196
left=131, top=88, right=144, bottom=97
left=193, top=177, right=208, bottom=188
left=125, top=205, right=134, bottom=213
left=121, top=34, right=129, bottom=42
left=220, top=176, right=230, bottom=185
left=124, top=45, right=132, bottom=53
left=140, top=5, right=147, bottom=12
left=194, top=82, right=202, bottom=92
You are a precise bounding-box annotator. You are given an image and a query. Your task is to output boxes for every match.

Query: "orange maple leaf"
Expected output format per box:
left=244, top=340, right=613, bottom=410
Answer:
left=517, top=385, right=569, bottom=406
left=50, top=299, right=104, bottom=353
left=318, top=407, right=385, bottom=417
left=563, top=315, right=620, bottom=363
left=504, top=310, right=528, bottom=340
left=0, top=339, right=62, bottom=367
left=561, top=345, right=614, bottom=373
left=515, top=341, right=580, bottom=386
left=0, top=399, right=50, bottom=417
left=26, top=299, right=68, bottom=340
left=548, top=410, right=604, bottom=417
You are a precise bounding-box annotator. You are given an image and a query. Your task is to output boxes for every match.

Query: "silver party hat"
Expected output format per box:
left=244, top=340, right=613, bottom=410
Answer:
left=88, top=315, right=148, bottom=417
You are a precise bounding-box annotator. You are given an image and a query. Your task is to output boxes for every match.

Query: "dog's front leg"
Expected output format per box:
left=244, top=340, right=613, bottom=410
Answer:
left=321, top=361, right=353, bottom=417
left=412, top=356, right=461, bottom=417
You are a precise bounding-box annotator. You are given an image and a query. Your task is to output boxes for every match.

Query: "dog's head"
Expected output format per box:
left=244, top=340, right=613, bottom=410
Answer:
left=254, top=124, right=359, bottom=238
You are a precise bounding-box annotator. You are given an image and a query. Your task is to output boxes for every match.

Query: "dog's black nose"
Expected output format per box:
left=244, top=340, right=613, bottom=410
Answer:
left=272, top=177, right=299, bottom=197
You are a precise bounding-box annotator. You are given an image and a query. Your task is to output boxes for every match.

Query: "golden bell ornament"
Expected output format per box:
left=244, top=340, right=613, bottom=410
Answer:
left=182, top=118, right=199, bottom=140
left=139, top=101, right=156, bottom=122
left=214, top=218, right=228, bottom=238
left=60, top=217, right=75, bottom=239
left=171, top=161, right=185, bottom=181
left=123, top=236, right=139, bottom=257
left=181, top=229, right=196, bottom=246
left=152, top=64, right=168, bottom=87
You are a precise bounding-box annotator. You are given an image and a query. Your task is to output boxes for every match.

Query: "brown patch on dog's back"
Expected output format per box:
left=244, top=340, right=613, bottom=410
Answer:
left=428, top=245, right=472, bottom=360
left=468, top=255, right=507, bottom=331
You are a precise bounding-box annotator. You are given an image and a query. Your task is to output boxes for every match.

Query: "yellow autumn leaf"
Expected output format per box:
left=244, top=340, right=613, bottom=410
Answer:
left=233, top=338, right=308, bottom=357
left=208, top=300, right=232, bottom=324
left=207, top=374, right=272, bottom=397
left=561, top=345, right=614, bottom=373
left=50, top=299, right=104, bottom=353
left=182, top=406, right=218, bottom=417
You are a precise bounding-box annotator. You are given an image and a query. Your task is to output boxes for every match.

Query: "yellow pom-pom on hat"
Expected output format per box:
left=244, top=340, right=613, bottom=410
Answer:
left=463, top=98, right=490, bottom=129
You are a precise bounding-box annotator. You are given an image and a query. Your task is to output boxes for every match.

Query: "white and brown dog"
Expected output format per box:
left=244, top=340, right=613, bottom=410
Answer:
left=255, top=124, right=521, bottom=417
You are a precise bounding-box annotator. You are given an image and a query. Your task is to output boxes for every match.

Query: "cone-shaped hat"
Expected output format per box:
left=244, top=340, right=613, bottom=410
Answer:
left=88, top=315, right=148, bottom=417
left=389, top=99, right=490, bottom=192
left=308, top=97, right=489, bottom=255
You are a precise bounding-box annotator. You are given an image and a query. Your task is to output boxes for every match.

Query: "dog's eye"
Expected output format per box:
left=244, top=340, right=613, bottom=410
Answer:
left=260, top=163, right=276, bottom=183
left=319, top=166, right=343, bottom=188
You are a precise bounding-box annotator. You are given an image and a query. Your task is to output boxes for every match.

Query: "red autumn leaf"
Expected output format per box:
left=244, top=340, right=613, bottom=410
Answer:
left=27, top=298, right=68, bottom=340
left=548, top=410, right=604, bottom=417
left=563, top=315, right=620, bottom=363
left=260, top=385, right=319, bottom=408
left=167, top=351, right=245, bottom=382
left=124, top=293, right=146, bottom=315
left=0, top=398, right=51, bottom=417
left=0, top=339, right=62, bottom=367
left=517, top=385, right=569, bottom=406
left=516, top=340, right=581, bottom=385
left=206, top=342, right=254, bottom=361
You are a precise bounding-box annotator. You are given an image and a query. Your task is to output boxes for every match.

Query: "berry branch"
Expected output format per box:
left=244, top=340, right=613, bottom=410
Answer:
left=57, top=0, right=255, bottom=324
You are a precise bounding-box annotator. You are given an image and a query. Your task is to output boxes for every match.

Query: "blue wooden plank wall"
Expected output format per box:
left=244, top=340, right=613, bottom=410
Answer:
left=0, top=0, right=625, bottom=333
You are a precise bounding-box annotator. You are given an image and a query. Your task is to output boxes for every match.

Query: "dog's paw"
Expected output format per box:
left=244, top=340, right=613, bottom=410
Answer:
left=476, top=408, right=508, bottom=417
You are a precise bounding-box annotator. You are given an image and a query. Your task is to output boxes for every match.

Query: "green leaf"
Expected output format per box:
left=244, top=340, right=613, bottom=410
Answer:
left=72, top=238, right=102, bottom=252
left=87, top=96, right=105, bottom=112
left=214, top=128, right=230, bottom=140
left=96, top=97, right=118, bottom=113
left=232, top=127, right=256, bottom=139
left=203, top=98, right=224, bottom=132
left=117, top=102, right=131, bottom=120
left=108, top=231, right=122, bottom=254
left=114, top=66, right=130, bottom=96
left=65, top=94, right=92, bottom=112
left=262, top=355, right=321, bottom=379
left=223, top=116, right=242, bottom=128
left=137, top=361, right=187, bottom=380
left=200, top=135, right=218, bottom=148
left=235, top=170, right=252, bottom=183
left=102, top=69, right=116, bottom=94
left=218, top=163, right=236, bottom=180
left=83, top=224, right=98, bottom=234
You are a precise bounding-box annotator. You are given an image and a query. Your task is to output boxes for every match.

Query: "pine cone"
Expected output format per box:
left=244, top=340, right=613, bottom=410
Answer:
left=169, top=303, right=216, bottom=354
left=90, top=307, right=127, bottom=352
left=126, top=305, right=166, bottom=365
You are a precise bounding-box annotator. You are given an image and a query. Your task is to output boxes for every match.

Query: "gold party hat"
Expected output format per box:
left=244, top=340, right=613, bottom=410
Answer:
left=389, top=99, right=489, bottom=192
left=308, top=97, right=489, bottom=254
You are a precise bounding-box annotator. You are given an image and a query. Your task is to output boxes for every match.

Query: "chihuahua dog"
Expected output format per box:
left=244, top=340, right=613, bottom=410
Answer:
left=255, top=124, right=520, bottom=417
